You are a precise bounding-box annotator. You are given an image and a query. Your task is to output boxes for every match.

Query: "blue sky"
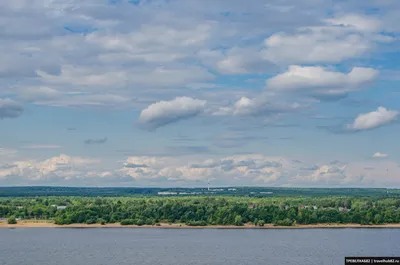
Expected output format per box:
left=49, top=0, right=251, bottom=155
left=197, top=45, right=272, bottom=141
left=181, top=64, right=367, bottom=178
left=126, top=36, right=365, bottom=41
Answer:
left=1, top=0, right=400, bottom=187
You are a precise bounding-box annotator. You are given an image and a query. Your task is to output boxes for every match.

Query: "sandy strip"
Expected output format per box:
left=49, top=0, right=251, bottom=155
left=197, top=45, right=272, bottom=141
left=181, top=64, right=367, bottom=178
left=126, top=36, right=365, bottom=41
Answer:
left=1, top=221, right=400, bottom=229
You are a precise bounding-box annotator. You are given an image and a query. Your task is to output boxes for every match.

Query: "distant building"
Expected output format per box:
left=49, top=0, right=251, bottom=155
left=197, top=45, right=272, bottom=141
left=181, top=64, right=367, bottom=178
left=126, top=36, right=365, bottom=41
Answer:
left=228, top=188, right=237, bottom=191
left=210, top=189, right=224, bottom=192
left=285, top=205, right=289, bottom=210
left=312, top=206, right=318, bottom=210
left=248, top=203, right=256, bottom=209
left=56, top=206, right=67, bottom=210
left=260, top=192, right=273, bottom=195
left=158, top=192, right=178, bottom=195
left=178, top=192, right=202, bottom=195
left=16, top=206, right=24, bottom=209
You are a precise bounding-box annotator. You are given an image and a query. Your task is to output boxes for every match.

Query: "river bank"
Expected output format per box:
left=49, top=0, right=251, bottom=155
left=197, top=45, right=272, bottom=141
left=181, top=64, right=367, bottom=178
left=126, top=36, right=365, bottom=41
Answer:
left=1, top=221, right=400, bottom=229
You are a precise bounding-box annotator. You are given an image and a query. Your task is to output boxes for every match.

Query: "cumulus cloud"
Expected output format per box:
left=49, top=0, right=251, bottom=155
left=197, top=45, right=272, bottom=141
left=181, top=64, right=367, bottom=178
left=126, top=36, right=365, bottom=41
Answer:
left=0, top=0, right=396, bottom=120
left=347, top=107, right=399, bottom=131
left=138, top=97, right=207, bottom=130
left=372, top=152, right=389, bottom=158
left=1, top=153, right=400, bottom=187
left=118, top=154, right=288, bottom=184
left=291, top=164, right=349, bottom=185
left=0, top=98, right=24, bottom=119
left=0, top=154, right=101, bottom=183
left=108, top=155, right=400, bottom=187
left=266, top=66, right=378, bottom=100
left=84, top=137, right=107, bottom=145
left=213, top=96, right=303, bottom=117
left=263, top=14, right=392, bottom=65
left=1, top=1, right=400, bottom=188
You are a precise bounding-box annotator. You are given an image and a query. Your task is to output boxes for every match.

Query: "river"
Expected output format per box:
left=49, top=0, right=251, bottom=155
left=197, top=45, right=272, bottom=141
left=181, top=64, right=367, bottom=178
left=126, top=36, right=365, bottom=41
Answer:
left=1, top=228, right=399, bottom=265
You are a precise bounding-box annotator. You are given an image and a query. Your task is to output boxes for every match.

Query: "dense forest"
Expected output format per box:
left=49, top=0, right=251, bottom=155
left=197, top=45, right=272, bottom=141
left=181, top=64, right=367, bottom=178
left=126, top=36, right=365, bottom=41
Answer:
left=1, top=196, right=400, bottom=226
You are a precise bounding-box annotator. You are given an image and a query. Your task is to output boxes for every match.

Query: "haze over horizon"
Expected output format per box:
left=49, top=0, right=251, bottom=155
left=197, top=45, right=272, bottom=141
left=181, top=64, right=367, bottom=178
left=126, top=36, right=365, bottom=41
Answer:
left=1, top=0, right=400, bottom=187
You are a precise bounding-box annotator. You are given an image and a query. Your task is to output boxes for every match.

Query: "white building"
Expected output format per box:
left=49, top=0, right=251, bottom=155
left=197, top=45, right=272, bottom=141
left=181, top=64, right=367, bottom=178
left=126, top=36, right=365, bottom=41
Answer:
left=157, top=192, right=178, bottom=195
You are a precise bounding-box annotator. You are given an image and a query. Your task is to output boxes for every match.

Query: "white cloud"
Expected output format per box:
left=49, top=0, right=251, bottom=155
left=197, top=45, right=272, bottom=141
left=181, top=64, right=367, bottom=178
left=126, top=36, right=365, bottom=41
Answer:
left=17, top=86, right=62, bottom=102
left=373, top=152, right=388, bottom=158
left=37, top=64, right=214, bottom=89
left=1, top=153, right=400, bottom=187
left=347, top=107, right=399, bottom=131
left=263, top=14, right=392, bottom=65
left=213, top=96, right=303, bottom=117
left=118, top=154, right=289, bottom=184
left=291, top=164, right=350, bottom=185
left=266, top=65, right=378, bottom=100
left=290, top=160, right=400, bottom=187
left=325, top=14, right=382, bottom=32
left=0, top=98, right=24, bottom=119
left=86, top=23, right=213, bottom=63
left=138, top=97, right=207, bottom=130
left=36, top=66, right=129, bottom=87
left=0, top=154, right=101, bottom=182
left=212, top=47, right=278, bottom=75
left=0, top=1, right=396, bottom=115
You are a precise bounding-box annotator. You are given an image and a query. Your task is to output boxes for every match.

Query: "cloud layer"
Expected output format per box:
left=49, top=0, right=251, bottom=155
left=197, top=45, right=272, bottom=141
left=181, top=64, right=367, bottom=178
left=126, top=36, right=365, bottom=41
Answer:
left=1, top=153, right=400, bottom=187
left=1, top=1, right=400, bottom=187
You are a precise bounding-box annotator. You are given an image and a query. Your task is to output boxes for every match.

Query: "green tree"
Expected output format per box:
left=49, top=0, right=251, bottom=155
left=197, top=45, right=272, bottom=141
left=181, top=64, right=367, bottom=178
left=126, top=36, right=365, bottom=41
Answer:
left=374, top=214, right=383, bottom=224
left=274, top=218, right=293, bottom=226
left=8, top=216, right=17, bottom=224
left=234, top=215, right=243, bottom=226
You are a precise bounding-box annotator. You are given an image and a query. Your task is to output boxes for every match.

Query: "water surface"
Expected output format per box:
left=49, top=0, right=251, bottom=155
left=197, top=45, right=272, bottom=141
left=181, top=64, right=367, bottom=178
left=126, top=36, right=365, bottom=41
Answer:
left=1, top=228, right=399, bottom=265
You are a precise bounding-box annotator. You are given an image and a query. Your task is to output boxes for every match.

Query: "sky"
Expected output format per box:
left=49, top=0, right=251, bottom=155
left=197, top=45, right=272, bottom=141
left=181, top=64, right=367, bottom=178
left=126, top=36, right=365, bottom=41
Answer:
left=1, top=0, right=400, bottom=187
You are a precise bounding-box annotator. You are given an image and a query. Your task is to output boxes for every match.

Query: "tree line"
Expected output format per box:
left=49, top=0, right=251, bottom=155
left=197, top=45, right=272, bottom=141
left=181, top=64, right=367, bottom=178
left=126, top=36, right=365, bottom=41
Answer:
left=1, top=196, right=400, bottom=226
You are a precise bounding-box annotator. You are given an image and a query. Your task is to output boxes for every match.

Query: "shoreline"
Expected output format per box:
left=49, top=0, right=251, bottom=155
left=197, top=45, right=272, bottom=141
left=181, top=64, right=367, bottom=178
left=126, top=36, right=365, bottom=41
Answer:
left=1, top=221, right=400, bottom=229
